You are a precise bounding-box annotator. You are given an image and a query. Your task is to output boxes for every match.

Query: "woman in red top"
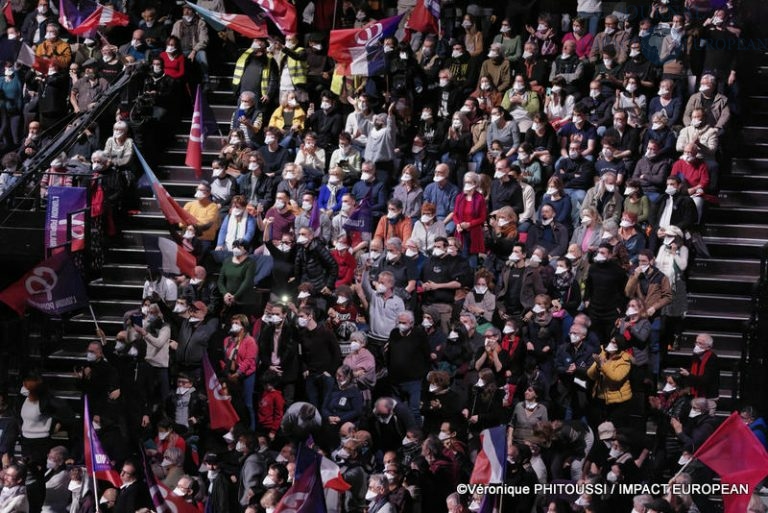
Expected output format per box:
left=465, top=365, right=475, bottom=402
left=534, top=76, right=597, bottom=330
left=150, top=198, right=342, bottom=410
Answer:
left=674, top=142, right=713, bottom=223
left=257, top=371, right=285, bottom=438
left=331, top=233, right=356, bottom=287
left=160, top=36, right=185, bottom=81
left=454, top=171, right=487, bottom=268
left=222, top=314, right=258, bottom=429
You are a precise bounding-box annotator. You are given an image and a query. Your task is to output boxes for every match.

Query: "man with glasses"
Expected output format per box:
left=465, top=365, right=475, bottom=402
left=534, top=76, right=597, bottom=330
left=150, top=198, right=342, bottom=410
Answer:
left=589, top=15, right=630, bottom=65
left=114, top=461, right=151, bottom=513
left=0, top=464, right=28, bottom=512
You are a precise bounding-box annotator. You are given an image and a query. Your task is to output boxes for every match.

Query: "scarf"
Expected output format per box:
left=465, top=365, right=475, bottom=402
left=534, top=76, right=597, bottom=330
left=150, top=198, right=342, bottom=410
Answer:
left=690, top=350, right=712, bottom=397
left=225, top=213, right=249, bottom=249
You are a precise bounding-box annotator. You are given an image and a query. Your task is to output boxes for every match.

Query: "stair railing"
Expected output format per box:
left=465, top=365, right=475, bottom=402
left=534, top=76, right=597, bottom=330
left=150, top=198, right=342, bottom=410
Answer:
left=740, top=242, right=768, bottom=410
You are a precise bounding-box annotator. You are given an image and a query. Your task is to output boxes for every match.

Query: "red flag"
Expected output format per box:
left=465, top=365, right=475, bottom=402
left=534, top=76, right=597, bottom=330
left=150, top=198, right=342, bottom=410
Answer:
left=185, top=85, right=203, bottom=179
left=693, top=412, right=768, bottom=513
left=202, top=353, right=240, bottom=431
left=83, top=396, right=122, bottom=487
left=252, top=0, right=297, bottom=35
left=407, top=0, right=440, bottom=34
left=2, top=1, right=12, bottom=26
left=135, top=146, right=198, bottom=227
left=70, top=5, right=129, bottom=35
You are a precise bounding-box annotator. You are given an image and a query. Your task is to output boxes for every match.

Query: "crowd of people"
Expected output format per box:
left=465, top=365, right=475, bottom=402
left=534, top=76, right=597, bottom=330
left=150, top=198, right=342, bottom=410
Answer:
left=0, top=0, right=765, bottom=513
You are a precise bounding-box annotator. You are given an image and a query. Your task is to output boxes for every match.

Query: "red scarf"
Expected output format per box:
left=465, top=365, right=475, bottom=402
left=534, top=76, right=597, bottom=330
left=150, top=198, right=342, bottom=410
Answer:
left=690, top=350, right=712, bottom=397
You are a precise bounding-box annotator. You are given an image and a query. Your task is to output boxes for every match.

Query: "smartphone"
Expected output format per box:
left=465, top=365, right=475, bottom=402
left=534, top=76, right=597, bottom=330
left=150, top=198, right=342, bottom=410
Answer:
left=130, top=313, right=143, bottom=327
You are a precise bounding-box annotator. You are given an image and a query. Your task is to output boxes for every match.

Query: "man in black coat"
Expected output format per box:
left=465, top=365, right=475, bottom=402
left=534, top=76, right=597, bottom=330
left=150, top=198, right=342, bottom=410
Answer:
left=385, top=310, right=431, bottom=424
left=651, top=175, right=698, bottom=236
left=367, top=397, right=417, bottom=453
left=294, top=225, right=338, bottom=301
left=584, top=243, right=628, bottom=343
left=113, top=461, right=151, bottom=513
left=258, top=303, right=300, bottom=404
left=501, top=444, right=538, bottom=513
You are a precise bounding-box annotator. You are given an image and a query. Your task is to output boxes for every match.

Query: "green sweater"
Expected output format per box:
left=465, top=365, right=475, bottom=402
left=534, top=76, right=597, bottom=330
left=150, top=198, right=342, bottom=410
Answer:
left=218, top=257, right=257, bottom=305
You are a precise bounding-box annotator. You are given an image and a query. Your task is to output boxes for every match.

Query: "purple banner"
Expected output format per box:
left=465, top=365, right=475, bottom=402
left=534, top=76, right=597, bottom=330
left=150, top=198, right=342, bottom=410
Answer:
left=45, top=186, right=87, bottom=253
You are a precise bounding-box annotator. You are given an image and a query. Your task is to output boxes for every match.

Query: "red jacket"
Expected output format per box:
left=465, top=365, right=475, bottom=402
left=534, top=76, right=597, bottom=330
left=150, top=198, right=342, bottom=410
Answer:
left=332, top=249, right=356, bottom=287
left=454, top=191, right=487, bottom=254
left=257, top=389, right=285, bottom=433
left=221, top=334, right=258, bottom=377
left=673, top=159, right=716, bottom=203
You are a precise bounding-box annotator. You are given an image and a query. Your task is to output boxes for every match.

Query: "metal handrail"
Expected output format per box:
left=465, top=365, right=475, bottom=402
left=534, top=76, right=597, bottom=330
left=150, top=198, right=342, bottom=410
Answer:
left=0, top=70, right=134, bottom=207
left=739, top=242, right=768, bottom=402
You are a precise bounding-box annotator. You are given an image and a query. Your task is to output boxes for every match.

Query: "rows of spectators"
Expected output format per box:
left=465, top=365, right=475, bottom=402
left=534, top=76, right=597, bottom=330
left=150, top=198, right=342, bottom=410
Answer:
left=1, top=1, right=766, bottom=513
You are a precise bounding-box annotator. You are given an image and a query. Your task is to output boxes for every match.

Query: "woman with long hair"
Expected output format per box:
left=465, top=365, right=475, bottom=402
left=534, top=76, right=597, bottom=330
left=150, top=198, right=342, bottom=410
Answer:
left=222, top=314, right=258, bottom=429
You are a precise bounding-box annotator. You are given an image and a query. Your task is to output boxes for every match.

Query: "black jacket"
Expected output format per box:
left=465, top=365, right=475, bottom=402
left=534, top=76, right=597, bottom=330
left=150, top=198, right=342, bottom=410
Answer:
left=295, top=238, right=339, bottom=291
left=175, top=317, right=219, bottom=368
left=113, top=480, right=152, bottom=513
left=257, top=321, right=300, bottom=382
left=651, top=192, right=698, bottom=232
left=585, top=260, right=628, bottom=321
left=386, top=326, right=431, bottom=383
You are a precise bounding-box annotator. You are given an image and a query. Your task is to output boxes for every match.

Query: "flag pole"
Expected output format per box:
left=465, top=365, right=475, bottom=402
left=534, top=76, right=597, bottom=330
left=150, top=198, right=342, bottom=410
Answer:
left=85, top=395, right=101, bottom=513
left=88, top=303, right=101, bottom=334
left=332, top=0, right=338, bottom=30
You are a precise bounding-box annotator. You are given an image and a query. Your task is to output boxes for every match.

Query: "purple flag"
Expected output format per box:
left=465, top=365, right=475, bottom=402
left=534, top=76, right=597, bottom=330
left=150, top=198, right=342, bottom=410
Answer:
left=84, top=395, right=122, bottom=486
left=59, top=0, right=97, bottom=32
left=45, top=186, right=87, bottom=253
left=274, top=455, right=327, bottom=513
left=0, top=252, right=89, bottom=316
left=342, top=194, right=371, bottom=233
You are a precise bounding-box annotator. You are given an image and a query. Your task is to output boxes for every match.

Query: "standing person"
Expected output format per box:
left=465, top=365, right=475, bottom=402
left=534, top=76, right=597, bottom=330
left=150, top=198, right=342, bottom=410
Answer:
left=386, top=311, right=431, bottom=424
left=171, top=301, right=219, bottom=383
left=294, top=226, right=339, bottom=310
left=222, top=314, right=258, bottom=429
left=453, top=172, right=487, bottom=268
left=359, top=267, right=404, bottom=366
left=295, top=306, right=341, bottom=409
left=131, top=303, right=171, bottom=409
left=217, top=239, right=258, bottom=317
left=584, top=243, right=628, bottom=342
left=258, top=303, right=300, bottom=405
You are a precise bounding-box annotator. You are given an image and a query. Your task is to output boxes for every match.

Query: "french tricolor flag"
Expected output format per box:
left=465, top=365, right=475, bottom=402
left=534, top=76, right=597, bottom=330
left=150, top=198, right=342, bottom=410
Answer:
left=142, top=235, right=197, bottom=277
left=70, top=4, right=129, bottom=35
left=470, top=426, right=506, bottom=484
left=329, top=15, right=402, bottom=76
left=320, top=455, right=351, bottom=492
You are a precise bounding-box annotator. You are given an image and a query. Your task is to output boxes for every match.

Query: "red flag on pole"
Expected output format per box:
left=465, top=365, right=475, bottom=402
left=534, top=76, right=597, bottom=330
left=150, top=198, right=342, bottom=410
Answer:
left=407, top=0, right=440, bottom=34
left=83, top=396, right=122, bottom=487
left=252, top=0, right=297, bottom=35
left=202, top=354, right=240, bottom=431
left=2, top=1, right=12, bottom=26
left=135, top=146, right=198, bottom=227
left=185, top=85, right=203, bottom=179
left=70, top=5, right=129, bottom=35
left=693, top=412, right=768, bottom=513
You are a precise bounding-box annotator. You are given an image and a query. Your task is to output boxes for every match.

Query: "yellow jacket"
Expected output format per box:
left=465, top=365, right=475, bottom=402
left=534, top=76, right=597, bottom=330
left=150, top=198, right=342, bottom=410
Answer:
left=587, top=350, right=632, bottom=404
left=268, top=105, right=306, bottom=132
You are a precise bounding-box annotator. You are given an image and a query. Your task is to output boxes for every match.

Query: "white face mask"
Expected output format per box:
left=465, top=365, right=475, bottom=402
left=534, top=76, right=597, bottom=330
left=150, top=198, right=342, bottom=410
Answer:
left=366, top=489, right=378, bottom=501
left=626, top=306, right=638, bottom=316
left=158, top=431, right=170, bottom=441
left=349, top=341, right=361, bottom=352
left=555, top=266, right=568, bottom=275
left=474, top=285, right=488, bottom=294
left=594, top=253, right=607, bottom=263
left=693, top=345, right=706, bottom=355
left=522, top=50, right=533, bottom=59
left=665, top=185, right=677, bottom=195
left=689, top=409, right=702, bottom=418
left=662, top=383, right=676, bottom=393
left=581, top=216, right=592, bottom=226
left=405, top=248, right=418, bottom=257
left=433, top=248, right=446, bottom=257
left=166, top=46, right=177, bottom=54
left=321, top=101, right=332, bottom=110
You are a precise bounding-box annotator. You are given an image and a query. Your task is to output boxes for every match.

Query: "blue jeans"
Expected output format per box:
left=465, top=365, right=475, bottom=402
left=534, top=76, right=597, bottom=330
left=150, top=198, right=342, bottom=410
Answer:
left=392, top=379, right=423, bottom=425
left=577, top=11, right=601, bottom=36
left=564, top=188, right=587, bottom=224
left=649, top=317, right=661, bottom=376
left=305, top=372, right=334, bottom=409
left=646, top=192, right=661, bottom=204
left=242, top=373, right=256, bottom=429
